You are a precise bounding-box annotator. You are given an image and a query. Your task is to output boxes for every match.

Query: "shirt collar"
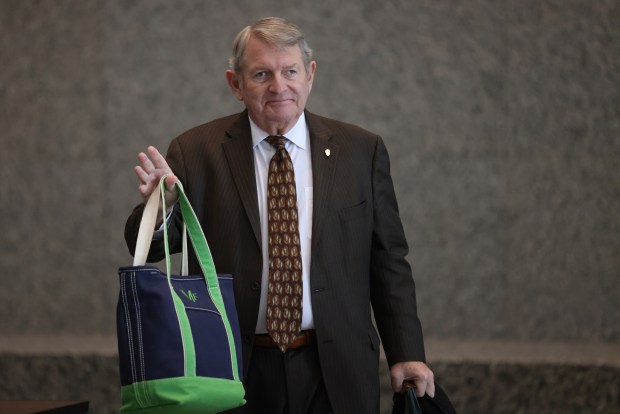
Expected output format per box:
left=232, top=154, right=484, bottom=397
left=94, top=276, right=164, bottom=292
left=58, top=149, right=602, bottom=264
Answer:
left=250, top=113, right=308, bottom=150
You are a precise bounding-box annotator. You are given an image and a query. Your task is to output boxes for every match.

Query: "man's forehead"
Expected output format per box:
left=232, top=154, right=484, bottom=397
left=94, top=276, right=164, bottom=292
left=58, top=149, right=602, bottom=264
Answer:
left=246, top=36, right=302, bottom=57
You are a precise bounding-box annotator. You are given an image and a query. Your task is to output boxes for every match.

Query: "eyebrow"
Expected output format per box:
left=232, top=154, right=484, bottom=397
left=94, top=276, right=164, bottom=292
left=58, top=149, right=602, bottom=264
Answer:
left=249, top=61, right=300, bottom=71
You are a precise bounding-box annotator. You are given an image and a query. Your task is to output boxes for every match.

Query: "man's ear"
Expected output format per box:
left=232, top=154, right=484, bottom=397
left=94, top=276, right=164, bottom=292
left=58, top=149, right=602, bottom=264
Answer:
left=226, top=70, right=243, bottom=101
left=307, top=60, right=317, bottom=90
left=307, top=61, right=316, bottom=82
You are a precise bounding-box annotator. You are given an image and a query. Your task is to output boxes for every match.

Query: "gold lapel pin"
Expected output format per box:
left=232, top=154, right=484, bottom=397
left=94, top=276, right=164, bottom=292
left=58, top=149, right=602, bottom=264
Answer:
left=325, top=149, right=331, bottom=157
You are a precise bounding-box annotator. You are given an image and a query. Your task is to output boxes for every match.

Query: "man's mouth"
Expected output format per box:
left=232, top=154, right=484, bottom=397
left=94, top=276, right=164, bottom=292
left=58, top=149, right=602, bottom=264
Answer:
left=267, top=98, right=294, bottom=106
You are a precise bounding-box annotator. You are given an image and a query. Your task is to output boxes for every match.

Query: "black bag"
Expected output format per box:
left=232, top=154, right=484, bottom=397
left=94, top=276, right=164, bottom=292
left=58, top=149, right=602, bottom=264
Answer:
left=392, top=380, right=458, bottom=414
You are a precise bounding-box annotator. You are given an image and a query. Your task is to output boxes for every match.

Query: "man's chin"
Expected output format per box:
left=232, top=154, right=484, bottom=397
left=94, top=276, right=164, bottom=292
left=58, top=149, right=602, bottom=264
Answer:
left=265, top=111, right=301, bottom=127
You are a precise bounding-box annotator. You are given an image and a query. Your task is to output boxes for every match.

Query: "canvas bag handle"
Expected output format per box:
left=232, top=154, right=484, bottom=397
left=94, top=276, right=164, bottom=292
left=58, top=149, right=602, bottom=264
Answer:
left=132, top=176, right=240, bottom=381
left=133, top=179, right=189, bottom=275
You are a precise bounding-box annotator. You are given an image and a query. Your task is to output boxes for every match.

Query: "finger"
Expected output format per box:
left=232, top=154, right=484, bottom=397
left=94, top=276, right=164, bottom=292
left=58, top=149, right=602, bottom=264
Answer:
left=390, top=370, right=405, bottom=392
left=414, top=378, right=427, bottom=398
left=426, top=380, right=436, bottom=398
left=413, top=369, right=435, bottom=398
left=134, top=165, right=163, bottom=200
left=134, top=165, right=149, bottom=184
left=147, top=146, right=170, bottom=170
left=137, top=151, right=156, bottom=174
left=134, top=166, right=150, bottom=197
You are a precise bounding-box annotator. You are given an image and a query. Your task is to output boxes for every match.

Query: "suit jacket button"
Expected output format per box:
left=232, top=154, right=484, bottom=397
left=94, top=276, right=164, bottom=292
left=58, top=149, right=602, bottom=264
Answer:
left=251, top=281, right=260, bottom=291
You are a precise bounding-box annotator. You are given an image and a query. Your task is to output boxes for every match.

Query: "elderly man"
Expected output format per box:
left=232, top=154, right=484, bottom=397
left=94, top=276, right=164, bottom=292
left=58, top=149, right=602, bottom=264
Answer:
left=125, top=16, right=434, bottom=414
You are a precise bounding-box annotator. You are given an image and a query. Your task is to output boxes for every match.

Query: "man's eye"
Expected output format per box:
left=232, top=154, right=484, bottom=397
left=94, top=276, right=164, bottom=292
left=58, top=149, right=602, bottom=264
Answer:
left=285, top=69, right=298, bottom=78
left=253, top=71, right=268, bottom=81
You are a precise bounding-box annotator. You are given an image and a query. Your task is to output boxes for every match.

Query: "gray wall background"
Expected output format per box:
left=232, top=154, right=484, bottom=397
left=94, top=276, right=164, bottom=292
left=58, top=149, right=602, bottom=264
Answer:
left=1, top=0, right=619, bottom=348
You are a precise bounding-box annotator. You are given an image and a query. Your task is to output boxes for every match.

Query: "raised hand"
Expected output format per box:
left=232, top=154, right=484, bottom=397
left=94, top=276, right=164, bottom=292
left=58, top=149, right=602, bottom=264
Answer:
left=134, top=146, right=178, bottom=209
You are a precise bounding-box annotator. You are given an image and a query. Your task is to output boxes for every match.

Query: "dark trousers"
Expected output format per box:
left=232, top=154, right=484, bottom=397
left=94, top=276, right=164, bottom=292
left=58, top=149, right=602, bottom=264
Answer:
left=228, top=343, right=333, bottom=414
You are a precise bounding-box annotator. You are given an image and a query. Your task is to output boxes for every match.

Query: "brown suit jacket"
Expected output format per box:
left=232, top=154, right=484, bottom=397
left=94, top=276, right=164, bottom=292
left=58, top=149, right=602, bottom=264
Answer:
left=125, top=110, right=426, bottom=413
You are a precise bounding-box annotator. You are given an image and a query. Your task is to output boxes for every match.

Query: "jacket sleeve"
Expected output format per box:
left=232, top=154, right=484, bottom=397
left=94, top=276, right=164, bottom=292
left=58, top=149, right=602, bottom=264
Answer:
left=368, top=136, right=426, bottom=365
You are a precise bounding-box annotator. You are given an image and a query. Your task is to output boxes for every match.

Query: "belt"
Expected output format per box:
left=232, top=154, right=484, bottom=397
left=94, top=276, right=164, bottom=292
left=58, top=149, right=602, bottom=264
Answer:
left=254, top=330, right=316, bottom=349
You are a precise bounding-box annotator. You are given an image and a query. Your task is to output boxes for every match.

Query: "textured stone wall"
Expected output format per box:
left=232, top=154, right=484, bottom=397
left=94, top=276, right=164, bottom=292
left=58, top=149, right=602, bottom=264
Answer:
left=1, top=0, right=618, bottom=344
left=2, top=1, right=619, bottom=412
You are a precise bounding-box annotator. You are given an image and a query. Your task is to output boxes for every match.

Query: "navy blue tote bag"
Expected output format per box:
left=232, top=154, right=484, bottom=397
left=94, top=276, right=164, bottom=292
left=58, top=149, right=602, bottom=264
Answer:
left=117, top=176, right=246, bottom=413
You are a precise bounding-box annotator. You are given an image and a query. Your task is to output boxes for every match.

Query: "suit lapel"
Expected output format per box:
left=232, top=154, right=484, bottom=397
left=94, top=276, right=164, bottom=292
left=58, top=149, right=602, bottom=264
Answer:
left=220, top=111, right=337, bottom=251
left=222, top=112, right=262, bottom=248
left=306, top=112, right=338, bottom=249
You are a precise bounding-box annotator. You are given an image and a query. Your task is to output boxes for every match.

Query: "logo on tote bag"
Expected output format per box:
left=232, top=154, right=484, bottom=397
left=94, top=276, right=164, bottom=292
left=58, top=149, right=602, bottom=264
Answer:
left=180, top=289, right=198, bottom=303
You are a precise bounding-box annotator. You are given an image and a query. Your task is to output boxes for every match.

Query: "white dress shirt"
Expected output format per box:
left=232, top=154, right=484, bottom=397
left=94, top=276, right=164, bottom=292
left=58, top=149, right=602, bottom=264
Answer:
left=250, top=114, right=314, bottom=334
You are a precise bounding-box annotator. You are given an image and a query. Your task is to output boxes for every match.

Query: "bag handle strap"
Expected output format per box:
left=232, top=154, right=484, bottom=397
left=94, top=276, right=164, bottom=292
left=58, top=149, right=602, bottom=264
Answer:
left=402, top=380, right=423, bottom=414
left=133, top=179, right=190, bottom=275
left=133, top=176, right=240, bottom=381
left=163, top=178, right=241, bottom=380
left=133, top=179, right=162, bottom=266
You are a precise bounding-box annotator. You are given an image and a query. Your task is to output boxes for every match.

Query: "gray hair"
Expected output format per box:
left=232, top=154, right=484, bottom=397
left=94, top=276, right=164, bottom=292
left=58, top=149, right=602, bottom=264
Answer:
left=229, top=17, right=313, bottom=74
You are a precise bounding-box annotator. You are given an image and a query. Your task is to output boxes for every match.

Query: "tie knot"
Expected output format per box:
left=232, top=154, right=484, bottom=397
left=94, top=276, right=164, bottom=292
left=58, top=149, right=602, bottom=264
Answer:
left=266, top=135, right=287, bottom=150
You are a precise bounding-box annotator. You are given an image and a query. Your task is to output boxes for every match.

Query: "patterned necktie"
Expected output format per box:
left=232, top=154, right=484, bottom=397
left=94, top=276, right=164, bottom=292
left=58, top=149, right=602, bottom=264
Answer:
left=265, top=135, right=303, bottom=352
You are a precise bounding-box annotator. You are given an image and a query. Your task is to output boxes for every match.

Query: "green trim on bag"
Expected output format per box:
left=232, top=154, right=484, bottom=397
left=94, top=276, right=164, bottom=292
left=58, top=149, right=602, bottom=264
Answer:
left=173, top=179, right=241, bottom=382
left=158, top=176, right=240, bottom=381
left=121, top=377, right=246, bottom=414
left=161, top=182, right=196, bottom=377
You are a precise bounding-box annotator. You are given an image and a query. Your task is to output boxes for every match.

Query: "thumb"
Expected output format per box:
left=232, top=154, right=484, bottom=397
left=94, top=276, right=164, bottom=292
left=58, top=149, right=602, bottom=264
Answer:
left=163, top=174, right=178, bottom=191
left=162, top=174, right=179, bottom=209
left=390, top=365, right=405, bottom=392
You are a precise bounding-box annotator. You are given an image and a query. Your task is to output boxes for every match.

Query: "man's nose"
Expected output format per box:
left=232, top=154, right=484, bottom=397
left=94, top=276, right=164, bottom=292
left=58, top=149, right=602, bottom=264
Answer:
left=268, top=73, right=287, bottom=93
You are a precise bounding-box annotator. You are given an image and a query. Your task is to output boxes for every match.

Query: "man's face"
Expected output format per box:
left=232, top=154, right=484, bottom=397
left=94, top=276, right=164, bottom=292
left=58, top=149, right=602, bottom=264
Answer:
left=226, top=35, right=316, bottom=135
